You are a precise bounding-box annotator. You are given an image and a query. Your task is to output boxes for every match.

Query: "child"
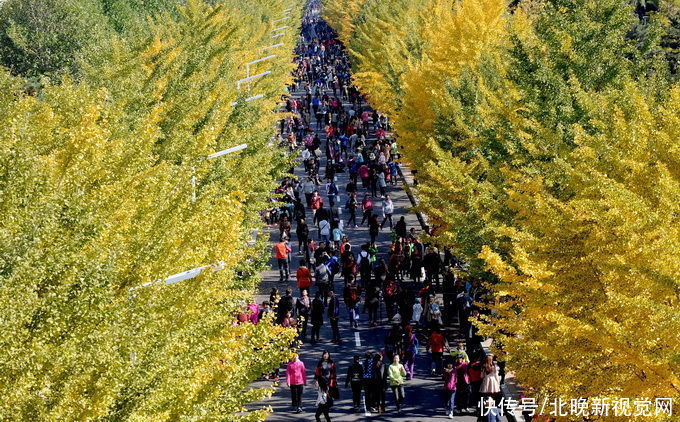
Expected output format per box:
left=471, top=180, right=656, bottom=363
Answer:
left=332, top=225, right=344, bottom=249
left=269, top=288, right=280, bottom=311
left=315, top=376, right=333, bottom=422
left=455, top=356, right=471, bottom=412
left=442, top=361, right=458, bottom=418
left=411, top=298, right=423, bottom=327
left=452, top=342, right=470, bottom=363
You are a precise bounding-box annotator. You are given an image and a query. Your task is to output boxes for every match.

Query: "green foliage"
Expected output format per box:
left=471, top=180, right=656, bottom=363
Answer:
left=101, top=0, right=180, bottom=33
left=0, top=0, right=110, bottom=79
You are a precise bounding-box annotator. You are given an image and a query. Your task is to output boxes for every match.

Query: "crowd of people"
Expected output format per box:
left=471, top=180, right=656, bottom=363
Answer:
left=283, top=347, right=505, bottom=420
left=236, top=2, right=511, bottom=420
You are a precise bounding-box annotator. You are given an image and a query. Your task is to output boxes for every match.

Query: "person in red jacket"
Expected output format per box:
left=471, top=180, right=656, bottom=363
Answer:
left=426, top=328, right=449, bottom=376
left=468, top=357, right=484, bottom=410
left=343, top=277, right=362, bottom=329
left=359, top=164, right=370, bottom=189
left=286, top=354, right=307, bottom=413
left=274, top=239, right=292, bottom=282
left=360, top=194, right=373, bottom=226
left=315, top=351, right=338, bottom=400
left=296, top=259, right=313, bottom=296
left=310, top=191, right=323, bottom=220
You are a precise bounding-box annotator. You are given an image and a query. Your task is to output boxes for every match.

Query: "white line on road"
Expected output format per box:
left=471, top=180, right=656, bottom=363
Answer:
left=354, top=332, right=361, bottom=347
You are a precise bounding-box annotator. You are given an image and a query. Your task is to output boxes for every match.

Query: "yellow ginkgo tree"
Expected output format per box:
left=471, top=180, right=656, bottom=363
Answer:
left=0, top=0, right=302, bottom=420
left=323, top=0, right=680, bottom=417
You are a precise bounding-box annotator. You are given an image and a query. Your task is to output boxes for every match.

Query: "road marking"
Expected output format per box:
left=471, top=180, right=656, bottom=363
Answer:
left=354, top=332, right=361, bottom=347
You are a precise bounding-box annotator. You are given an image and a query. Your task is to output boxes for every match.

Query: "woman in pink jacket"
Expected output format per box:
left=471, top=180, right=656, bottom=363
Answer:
left=247, top=302, right=260, bottom=324
left=286, top=354, right=307, bottom=413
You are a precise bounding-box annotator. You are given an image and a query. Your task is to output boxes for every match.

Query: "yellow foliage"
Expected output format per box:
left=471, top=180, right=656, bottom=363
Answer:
left=0, top=0, right=302, bottom=419
left=323, top=0, right=680, bottom=417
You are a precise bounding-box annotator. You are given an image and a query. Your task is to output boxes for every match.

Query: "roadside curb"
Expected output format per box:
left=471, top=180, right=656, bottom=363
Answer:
left=396, top=164, right=429, bottom=232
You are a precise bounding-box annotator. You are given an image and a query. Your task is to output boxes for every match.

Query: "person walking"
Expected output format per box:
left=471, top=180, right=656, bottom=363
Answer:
left=442, top=361, right=458, bottom=418
left=412, top=297, right=423, bottom=327
left=368, top=214, right=380, bottom=245
left=359, top=194, right=373, bottom=226
left=296, top=290, right=311, bottom=341
left=377, top=170, right=387, bottom=197
left=455, top=355, right=472, bottom=412
left=427, top=328, right=449, bottom=376
left=277, top=288, right=295, bottom=324
left=311, top=191, right=323, bottom=220
left=327, top=290, right=341, bottom=344
left=372, top=353, right=388, bottom=414
left=296, top=218, right=310, bottom=255
left=314, top=376, right=333, bottom=422
left=297, top=260, right=313, bottom=296
left=286, top=354, right=307, bottom=414
left=387, top=354, right=407, bottom=413
left=343, top=277, right=362, bottom=329
left=345, top=355, right=364, bottom=412
left=362, top=352, right=376, bottom=415
left=345, top=192, right=358, bottom=227
left=365, top=285, right=380, bottom=327
left=356, top=245, right=372, bottom=286
left=315, top=256, right=331, bottom=305
left=326, top=179, right=339, bottom=207
left=340, top=244, right=357, bottom=284
left=403, top=325, right=418, bottom=379
left=315, top=351, right=338, bottom=399
left=279, top=216, right=292, bottom=240
left=331, top=224, right=343, bottom=250
left=480, top=354, right=502, bottom=406
left=423, top=247, right=442, bottom=288
left=369, top=166, right=378, bottom=197
left=395, top=216, right=407, bottom=239
left=319, top=218, right=331, bottom=243
left=310, top=291, right=325, bottom=343
left=274, top=238, right=292, bottom=282
left=303, top=177, right=316, bottom=207
left=359, top=163, right=370, bottom=189
left=380, top=195, right=394, bottom=230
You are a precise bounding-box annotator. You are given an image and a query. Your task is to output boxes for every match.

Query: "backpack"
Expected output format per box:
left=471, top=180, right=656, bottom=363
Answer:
left=343, top=254, right=357, bottom=274
left=348, top=286, right=359, bottom=303
left=326, top=258, right=339, bottom=274
left=359, top=252, right=371, bottom=273
left=315, top=264, right=329, bottom=283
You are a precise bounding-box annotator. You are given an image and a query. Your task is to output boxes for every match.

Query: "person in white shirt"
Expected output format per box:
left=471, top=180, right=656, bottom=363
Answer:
left=381, top=195, right=394, bottom=230
left=348, top=133, right=358, bottom=151
left=412, top=298, right=423, bottom=326
left=319, top=219, right=331, bottom=243
left=315, top=377, right=332, bottom=422
left=302, top=177, right=317, bottom=207
left=302, top=148, right=312, bottom=161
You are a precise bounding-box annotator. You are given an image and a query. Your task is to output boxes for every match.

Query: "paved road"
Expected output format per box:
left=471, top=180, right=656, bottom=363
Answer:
left=252, top=8, right=480, bottom=421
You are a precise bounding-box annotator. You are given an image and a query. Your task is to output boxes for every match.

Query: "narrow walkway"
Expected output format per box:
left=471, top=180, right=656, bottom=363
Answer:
left=252, top=3, right=479, bottom=421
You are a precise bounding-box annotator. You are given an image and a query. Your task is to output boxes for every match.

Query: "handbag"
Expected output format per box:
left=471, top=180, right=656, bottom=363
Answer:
left=329, top=385, right=340, bottom=400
